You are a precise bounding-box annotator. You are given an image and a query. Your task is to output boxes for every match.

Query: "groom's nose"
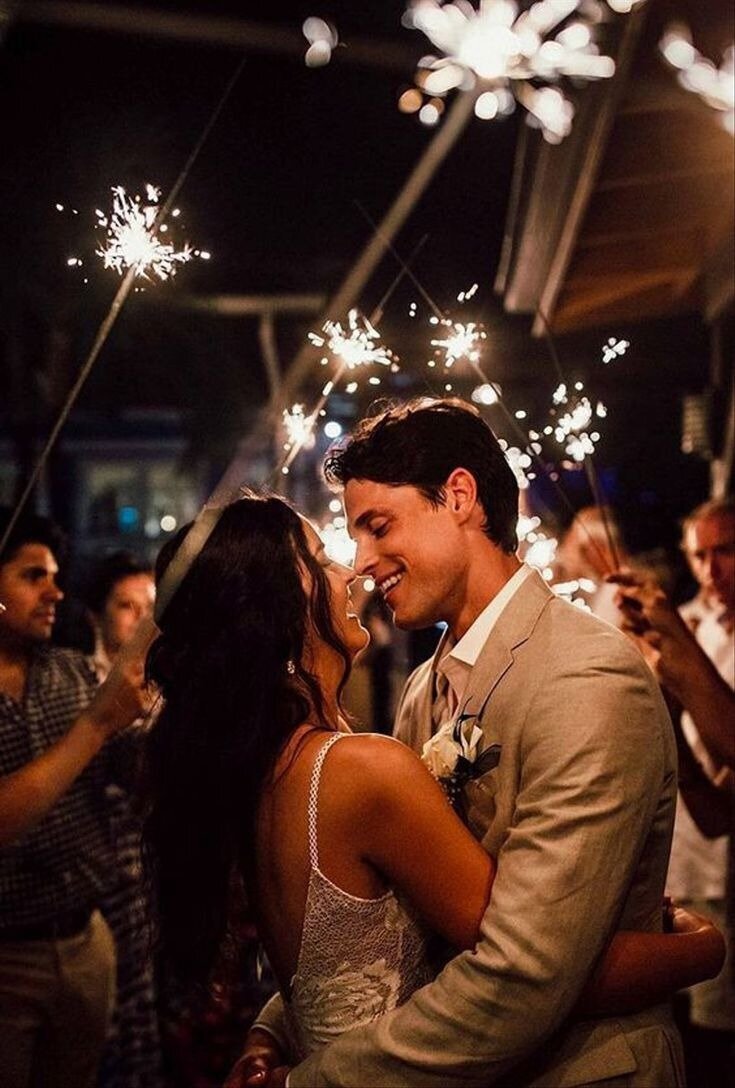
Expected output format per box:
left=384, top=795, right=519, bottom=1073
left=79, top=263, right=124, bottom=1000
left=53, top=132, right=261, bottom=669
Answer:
left=353, top=536, right=376, bottom=577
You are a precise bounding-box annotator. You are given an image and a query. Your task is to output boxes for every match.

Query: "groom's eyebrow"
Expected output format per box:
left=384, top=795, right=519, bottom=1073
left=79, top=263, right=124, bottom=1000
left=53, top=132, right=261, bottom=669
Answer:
left=353, top=508, right=383, bottom=530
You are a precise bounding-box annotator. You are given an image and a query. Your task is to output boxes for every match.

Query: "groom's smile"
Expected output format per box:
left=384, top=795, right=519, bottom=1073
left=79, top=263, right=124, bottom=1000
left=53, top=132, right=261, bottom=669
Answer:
left=344, top=478, right=468, bottom=632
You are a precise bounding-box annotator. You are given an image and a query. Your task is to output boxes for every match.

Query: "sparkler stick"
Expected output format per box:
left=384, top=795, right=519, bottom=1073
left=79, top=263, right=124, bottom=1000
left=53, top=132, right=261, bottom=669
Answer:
left=0, top=58, right=246, bottom=563
left=583, top=459, right=620, bottom=569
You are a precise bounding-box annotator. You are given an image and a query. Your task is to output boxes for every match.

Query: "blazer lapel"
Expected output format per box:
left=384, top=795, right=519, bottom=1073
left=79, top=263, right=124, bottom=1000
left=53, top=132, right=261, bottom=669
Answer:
left=461, top=570, right=553, bottom=727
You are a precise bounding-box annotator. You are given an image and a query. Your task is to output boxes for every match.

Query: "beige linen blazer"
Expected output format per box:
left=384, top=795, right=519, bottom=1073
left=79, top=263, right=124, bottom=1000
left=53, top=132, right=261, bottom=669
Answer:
left=291, top=571, right=684, bottom=1087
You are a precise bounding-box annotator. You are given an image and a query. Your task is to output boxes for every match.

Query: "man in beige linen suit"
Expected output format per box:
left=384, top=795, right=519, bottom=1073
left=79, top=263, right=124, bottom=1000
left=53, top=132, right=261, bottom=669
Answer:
left=242, top=398, right=684, bottom=1087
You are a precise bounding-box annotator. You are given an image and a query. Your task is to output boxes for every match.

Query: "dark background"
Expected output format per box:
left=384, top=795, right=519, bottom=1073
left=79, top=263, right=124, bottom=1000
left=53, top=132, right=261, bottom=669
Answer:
left=0, top=1, right=720, bottom=558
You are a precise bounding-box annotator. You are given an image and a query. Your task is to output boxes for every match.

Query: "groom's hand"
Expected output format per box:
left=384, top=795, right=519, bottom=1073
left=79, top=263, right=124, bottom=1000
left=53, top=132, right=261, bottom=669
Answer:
left=224, top=1028, right=288, bottom=1088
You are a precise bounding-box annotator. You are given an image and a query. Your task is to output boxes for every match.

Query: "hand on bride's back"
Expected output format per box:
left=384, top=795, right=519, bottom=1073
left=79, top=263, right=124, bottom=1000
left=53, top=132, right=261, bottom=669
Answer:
left=223, top=1028, right=289, bottom=1088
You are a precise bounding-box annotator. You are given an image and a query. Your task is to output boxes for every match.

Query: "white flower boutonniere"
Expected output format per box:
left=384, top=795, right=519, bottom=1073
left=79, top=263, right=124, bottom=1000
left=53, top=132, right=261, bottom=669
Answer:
left=422, top=708, right=492, bottom=810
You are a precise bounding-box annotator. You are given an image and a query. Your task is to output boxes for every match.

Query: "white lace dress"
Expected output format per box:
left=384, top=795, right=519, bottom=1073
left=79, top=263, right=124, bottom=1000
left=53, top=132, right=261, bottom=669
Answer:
left=283, top=733, right=432, bottom=1060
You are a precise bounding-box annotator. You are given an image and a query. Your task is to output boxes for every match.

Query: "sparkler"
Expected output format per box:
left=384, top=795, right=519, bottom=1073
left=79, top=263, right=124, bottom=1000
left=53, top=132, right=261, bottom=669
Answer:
left=282, top=404, right=316, bottom=452
left=430, top=318, right=487, bottom=367
left=96, top=185, right=199, bottom=281
left=602, top=336, right=630, bottom=364
left=279, top=309, right=397, bottom=478
left=660, top=25, right=734, bottom=135
left=550, top=387, right=606, bottom=464
left=309, top=309, right=395, bottom=370
left=303, top=16, right=339, bottom=67
left=402, top=0, right=618, bottom=142
left=0, top=58, right=246, bottom=566
left=320, top=517, right=357, bottom=566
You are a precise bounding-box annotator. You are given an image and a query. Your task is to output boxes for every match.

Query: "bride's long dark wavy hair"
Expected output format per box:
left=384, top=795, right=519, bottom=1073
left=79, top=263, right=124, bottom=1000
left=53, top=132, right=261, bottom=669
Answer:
left=143, top=495, right=352, bottom=987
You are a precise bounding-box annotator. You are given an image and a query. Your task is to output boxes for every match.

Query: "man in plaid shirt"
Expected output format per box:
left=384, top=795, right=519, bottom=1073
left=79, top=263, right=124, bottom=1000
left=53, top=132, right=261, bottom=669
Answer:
left=0, top=507, right=149, bottom=1088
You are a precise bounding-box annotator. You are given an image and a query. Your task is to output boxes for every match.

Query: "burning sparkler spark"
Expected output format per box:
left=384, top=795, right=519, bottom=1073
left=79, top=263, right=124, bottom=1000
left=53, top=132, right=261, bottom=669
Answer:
left=660, top=25, right=734, bottom=134
left=552, top=394, right=604, bottom=463
left=309, top=309, right=395, bottom=369
left=430, top=318, right=487, bottom=368
left=320, top=518, right=357, bottom=567
left=471, top=382, right=500, bottom=405
left=282, top=404, right=317, bottom=453
left=602, top=336, right=630, bottom=364
left=402, top=0, right=618, bottom=142
left=303, top=16, right=339, bottom=67
left=96, top=185, right=203, bottom=281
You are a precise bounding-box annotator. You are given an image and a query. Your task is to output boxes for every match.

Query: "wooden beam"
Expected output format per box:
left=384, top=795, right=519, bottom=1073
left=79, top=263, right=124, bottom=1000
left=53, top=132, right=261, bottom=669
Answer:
left=530, top=10, right=647, bottom=335
left=582, top=173, right=733, bottom=243
left=554, top=267, right=696, bottom=324
left=569, top=227, right=707, bottom=278
left=704, top=226, right=735, bottom=322
left=552, top=282, right=699, bottom=333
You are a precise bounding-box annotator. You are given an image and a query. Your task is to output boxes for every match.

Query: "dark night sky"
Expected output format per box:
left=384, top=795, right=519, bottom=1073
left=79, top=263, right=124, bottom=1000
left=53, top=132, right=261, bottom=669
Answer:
left=0, top=1, right=718, bottom=543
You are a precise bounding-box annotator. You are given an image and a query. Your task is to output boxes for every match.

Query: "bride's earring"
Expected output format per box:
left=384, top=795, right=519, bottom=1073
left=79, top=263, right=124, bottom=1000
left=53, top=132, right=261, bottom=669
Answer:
left=286, top=659, right=296, bottom=675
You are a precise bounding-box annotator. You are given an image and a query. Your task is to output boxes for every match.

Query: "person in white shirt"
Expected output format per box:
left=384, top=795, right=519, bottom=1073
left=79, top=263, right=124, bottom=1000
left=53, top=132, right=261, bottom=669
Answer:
left=613, top=497, right=734, bottom=1087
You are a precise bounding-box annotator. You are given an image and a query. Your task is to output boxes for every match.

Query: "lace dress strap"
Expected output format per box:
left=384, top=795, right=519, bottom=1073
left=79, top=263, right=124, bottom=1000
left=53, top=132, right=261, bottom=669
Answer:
left=307, top=732, right=344, bottom=870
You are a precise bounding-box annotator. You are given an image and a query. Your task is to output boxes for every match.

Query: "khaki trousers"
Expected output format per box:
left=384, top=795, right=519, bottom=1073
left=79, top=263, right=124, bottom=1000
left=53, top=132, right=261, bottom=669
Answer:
left=0, top=910, right=116, bottom=1088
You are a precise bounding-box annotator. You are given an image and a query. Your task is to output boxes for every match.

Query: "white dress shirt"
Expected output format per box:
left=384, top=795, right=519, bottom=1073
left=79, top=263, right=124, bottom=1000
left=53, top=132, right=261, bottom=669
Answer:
left=435, top=565, right=533, bottom=713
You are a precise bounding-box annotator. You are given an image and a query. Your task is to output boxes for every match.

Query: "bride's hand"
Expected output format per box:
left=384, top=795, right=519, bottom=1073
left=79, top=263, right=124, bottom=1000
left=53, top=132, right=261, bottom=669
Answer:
left=224, top=1028, right=288, bottom=1088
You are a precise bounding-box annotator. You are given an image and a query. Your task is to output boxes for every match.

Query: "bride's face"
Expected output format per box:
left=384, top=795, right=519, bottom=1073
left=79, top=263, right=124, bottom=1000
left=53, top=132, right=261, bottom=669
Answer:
left=300, top=519, right=369, bottom=661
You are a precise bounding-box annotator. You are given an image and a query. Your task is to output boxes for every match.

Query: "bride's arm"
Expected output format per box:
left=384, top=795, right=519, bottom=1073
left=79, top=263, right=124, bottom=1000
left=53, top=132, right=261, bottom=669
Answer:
left=579, top=906, right=725, bottom=1016
left=348, top=735, right=495, bottom=950
left=354, top=736, right=724, bottom=1012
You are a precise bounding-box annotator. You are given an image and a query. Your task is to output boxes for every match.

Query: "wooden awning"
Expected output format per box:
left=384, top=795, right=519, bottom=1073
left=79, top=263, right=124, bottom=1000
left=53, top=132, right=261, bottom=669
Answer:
left=496, top=0, right=734, bottom=334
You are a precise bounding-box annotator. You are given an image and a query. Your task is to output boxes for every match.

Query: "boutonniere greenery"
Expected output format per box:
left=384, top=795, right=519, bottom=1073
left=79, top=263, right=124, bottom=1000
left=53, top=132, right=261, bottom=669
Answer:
left=421, top=708, right=500, bottom=811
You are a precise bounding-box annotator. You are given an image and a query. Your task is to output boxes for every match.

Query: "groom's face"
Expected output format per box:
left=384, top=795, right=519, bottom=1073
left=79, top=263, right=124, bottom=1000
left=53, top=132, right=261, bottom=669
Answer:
left=345, top=478, right=465, bottom=631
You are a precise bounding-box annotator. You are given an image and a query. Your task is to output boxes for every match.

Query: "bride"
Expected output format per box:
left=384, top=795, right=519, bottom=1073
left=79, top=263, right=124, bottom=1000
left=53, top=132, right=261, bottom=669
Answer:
left=142, top=495, right=723, bottom=1077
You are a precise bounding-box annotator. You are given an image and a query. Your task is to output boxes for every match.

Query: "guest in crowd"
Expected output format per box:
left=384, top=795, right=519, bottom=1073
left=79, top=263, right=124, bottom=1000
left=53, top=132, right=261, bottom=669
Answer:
left=0, top=508, right=150, bottom=1088
left=554, top=504, right=629, bottom=624
left=85, top=551, right=155, bottom=684
left=611, top=498, right=735, bottom=772
left=612, top=496, right=734, bottom=1087
left=84, top=552, right=162, bottom=1088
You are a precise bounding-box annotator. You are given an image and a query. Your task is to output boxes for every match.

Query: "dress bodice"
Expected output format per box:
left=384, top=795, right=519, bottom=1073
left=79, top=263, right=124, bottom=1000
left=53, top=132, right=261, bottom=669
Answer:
left=285, top=733, right=431, bottom=1059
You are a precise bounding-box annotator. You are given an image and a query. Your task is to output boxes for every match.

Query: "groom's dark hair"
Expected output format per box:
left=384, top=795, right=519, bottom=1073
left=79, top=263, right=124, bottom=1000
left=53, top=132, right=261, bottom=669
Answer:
left=323, top=397, right=519, bottom=554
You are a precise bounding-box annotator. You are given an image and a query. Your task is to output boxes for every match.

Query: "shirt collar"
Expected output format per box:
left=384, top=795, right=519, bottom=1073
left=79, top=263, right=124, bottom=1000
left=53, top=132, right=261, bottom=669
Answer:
left=442, top=564, right=532, bottom=670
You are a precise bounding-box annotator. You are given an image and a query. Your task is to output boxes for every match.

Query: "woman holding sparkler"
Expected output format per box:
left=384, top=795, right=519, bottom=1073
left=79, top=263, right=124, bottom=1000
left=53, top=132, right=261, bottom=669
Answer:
left=142, top=494, right=723, bottom=1071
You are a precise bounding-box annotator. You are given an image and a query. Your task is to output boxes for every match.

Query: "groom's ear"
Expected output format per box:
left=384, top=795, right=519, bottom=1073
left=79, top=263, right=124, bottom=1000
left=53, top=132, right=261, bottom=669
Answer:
left=444, top=468, right=479, bottom=525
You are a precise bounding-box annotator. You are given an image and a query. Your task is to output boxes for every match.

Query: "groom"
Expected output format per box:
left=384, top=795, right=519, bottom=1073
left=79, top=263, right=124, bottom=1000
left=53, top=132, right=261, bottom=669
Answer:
left=239, top=397, right=683, bottom=1086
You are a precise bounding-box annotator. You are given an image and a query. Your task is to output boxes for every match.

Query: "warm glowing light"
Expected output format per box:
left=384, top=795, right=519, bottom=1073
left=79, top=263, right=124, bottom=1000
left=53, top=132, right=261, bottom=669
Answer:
left=431, top=319, right=487, bottom=367
left=606, top=0, right=645, bottom=11
left=320, top=519, right=357, bottom=566
left=96, top=185, right=199, bottom=281
left=660, top=26, right=734, bottom=135
left=404, top=0, right=621, bottom=142
left=309, top=309, right=395, bottom=369
left=553, top=395, right=600, bottom=463
left=471, top=382, right=499, bottom=405
left=602, top=336, right=630, bottom=364
left=504, top=445, right=531, bottom=489
left=399, top=87, right=424, bottom=112
left=283, top=404, right=316, bottom=452
left=303, top=17, right=338, bottom=67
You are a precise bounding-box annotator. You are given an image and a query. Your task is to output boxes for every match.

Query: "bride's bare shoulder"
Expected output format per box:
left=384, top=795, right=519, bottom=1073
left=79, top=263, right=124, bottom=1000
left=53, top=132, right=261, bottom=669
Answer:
left=329, top=732, right=434, bottom=801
